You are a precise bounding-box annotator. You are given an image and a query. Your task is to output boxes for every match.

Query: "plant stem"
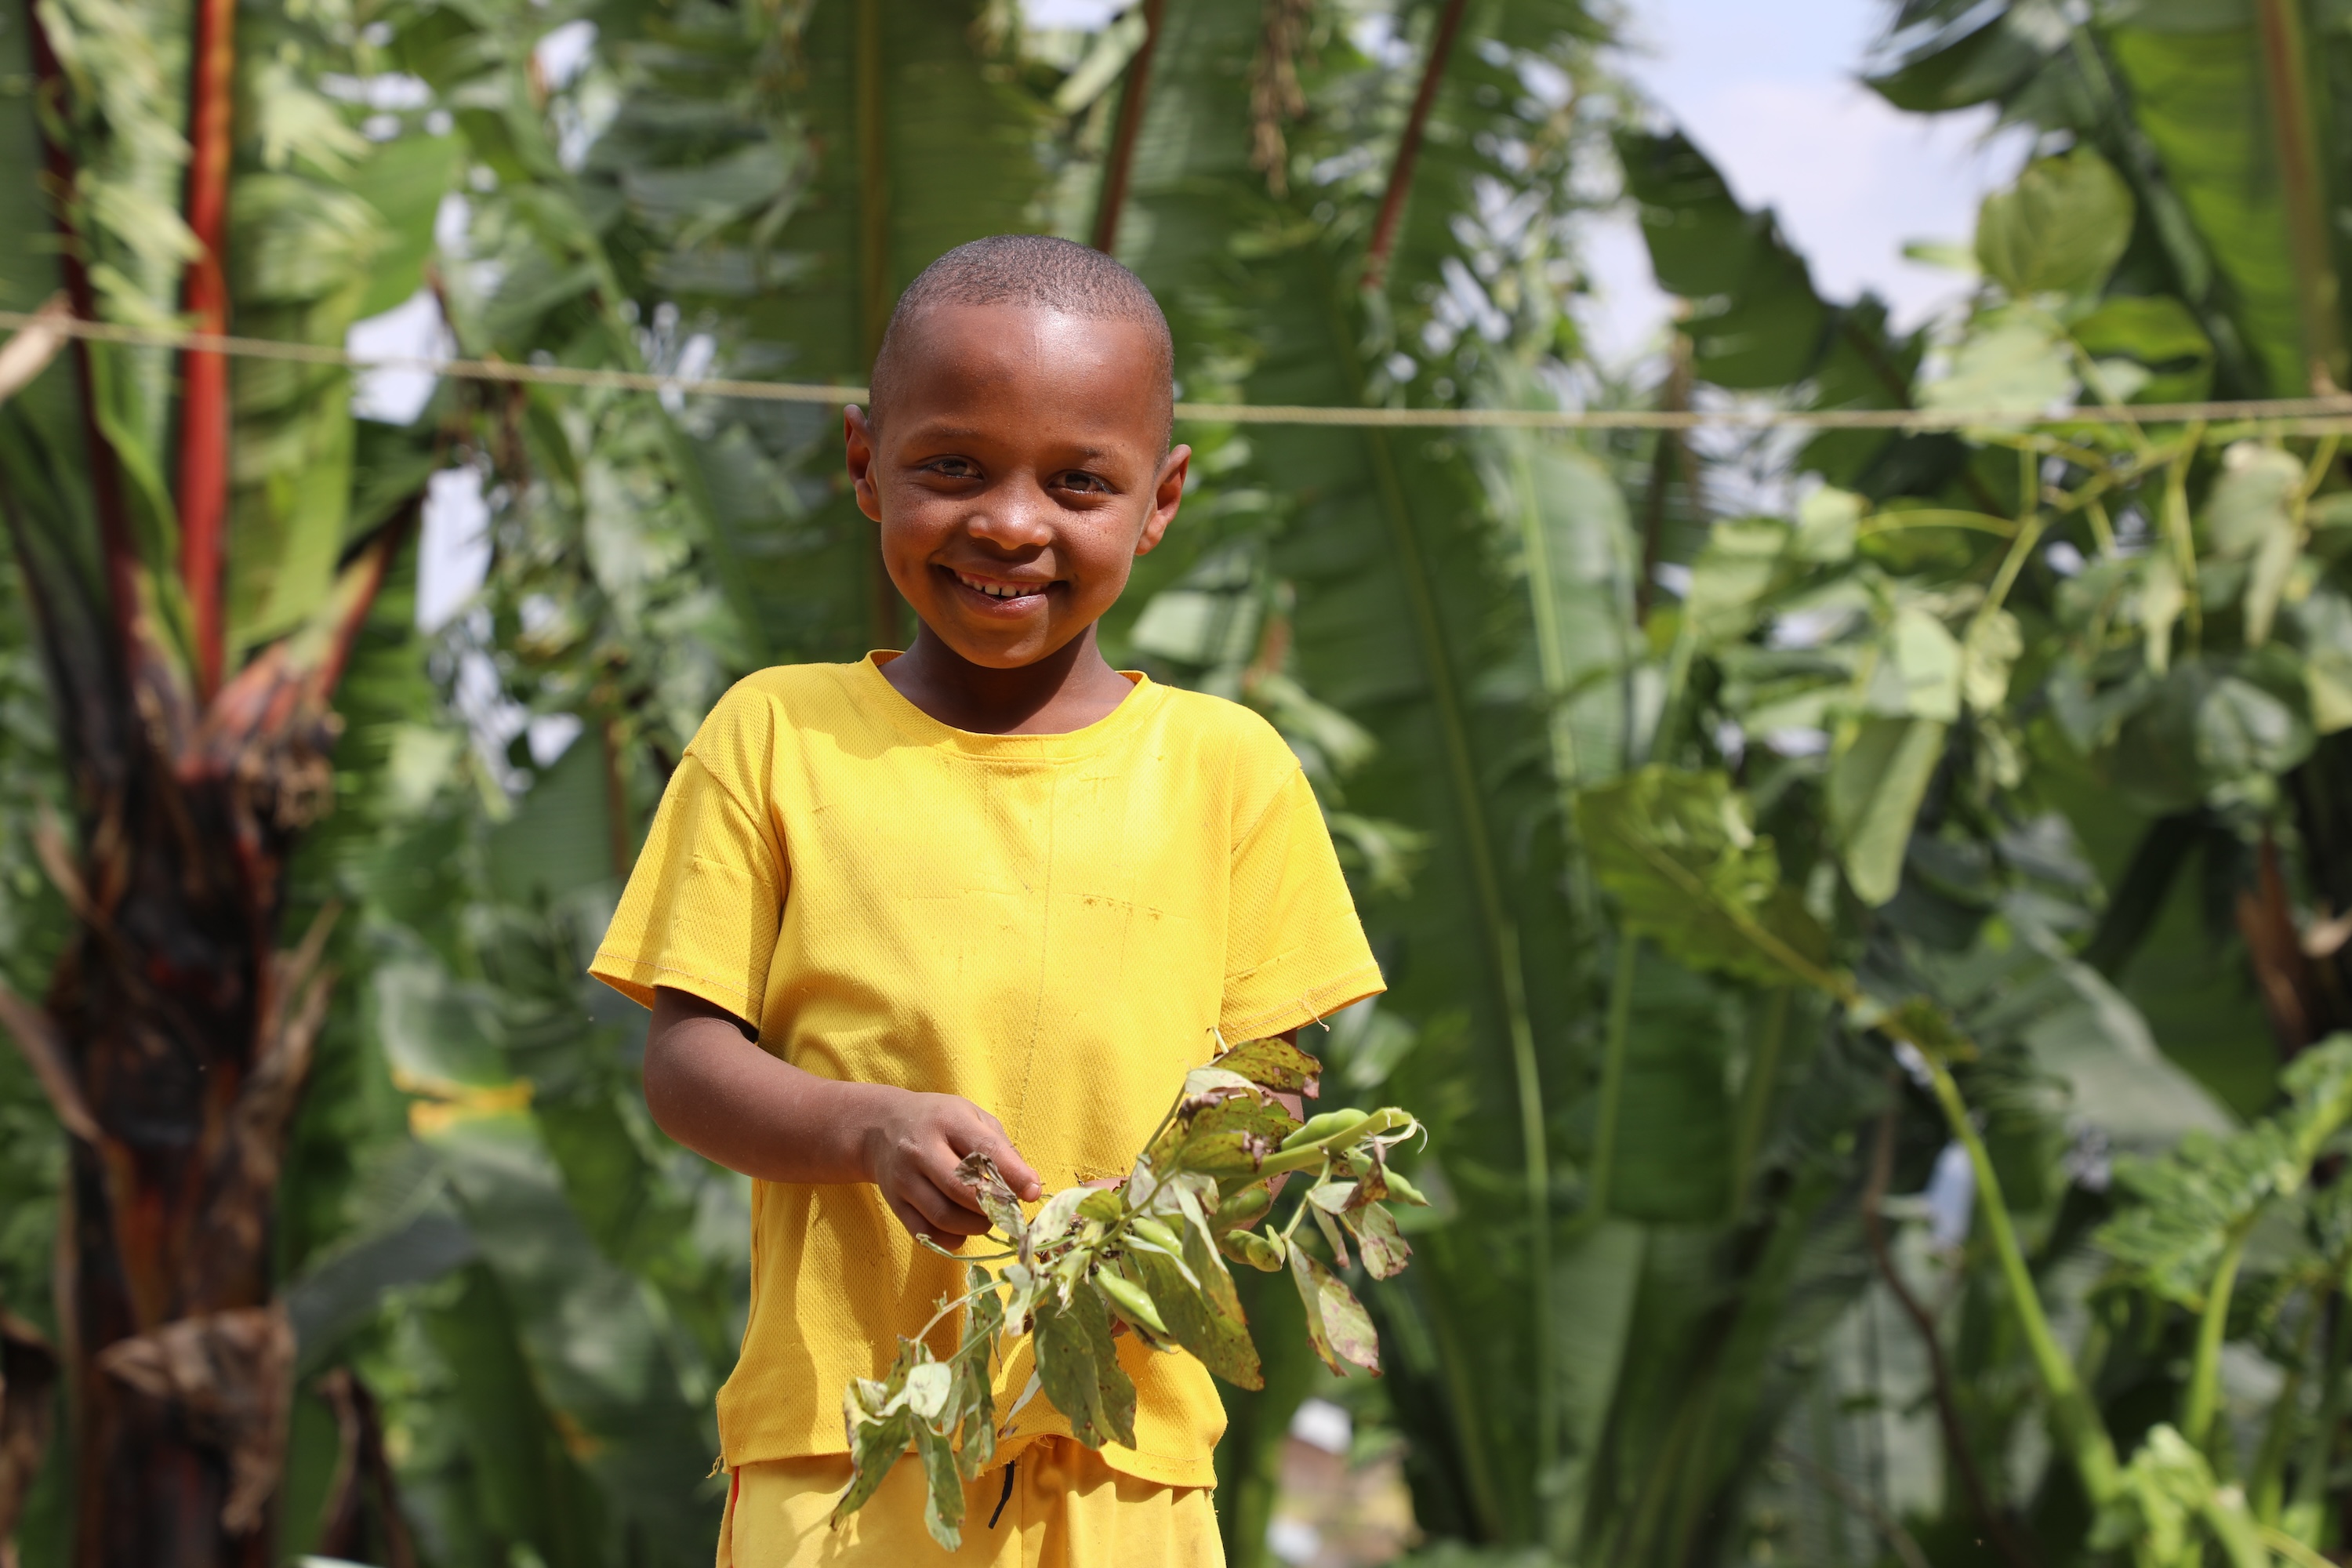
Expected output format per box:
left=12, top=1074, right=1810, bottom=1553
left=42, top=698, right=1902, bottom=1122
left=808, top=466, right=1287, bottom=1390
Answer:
left=1863, top=1092, right=2034, bottom=1568
left=1089, top=0, right=1164, bottom=254
left=2286, top=1272, right=2352, bottom=1544
left=1361, top=0, right=1470, bottom=292
left=2164, top=434, right=2203, bottom=650
left=1582, top=935, right=1638, bottom=1224
left=2183, top=1225, right=2252, bottom=1455
left=1727, top=988, right=1789, bottom=1213
left=1357, top=407, right=1557, bottom=1501
left=1918, top=1053, right=2122, bottom=1505
left=2252, top=0, right=2346, bottom=394
left=2250, top=1282, right=2321, bottom=1523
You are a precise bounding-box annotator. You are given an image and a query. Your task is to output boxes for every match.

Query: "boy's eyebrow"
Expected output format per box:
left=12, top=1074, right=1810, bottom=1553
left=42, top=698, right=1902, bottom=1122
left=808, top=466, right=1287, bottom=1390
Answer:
left=904, top=427, right=1120, bottom=463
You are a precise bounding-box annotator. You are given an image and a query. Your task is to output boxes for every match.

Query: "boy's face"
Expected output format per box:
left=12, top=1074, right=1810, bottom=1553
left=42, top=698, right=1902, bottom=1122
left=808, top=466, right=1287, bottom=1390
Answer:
left=844, top=304, right=1188, bottom=670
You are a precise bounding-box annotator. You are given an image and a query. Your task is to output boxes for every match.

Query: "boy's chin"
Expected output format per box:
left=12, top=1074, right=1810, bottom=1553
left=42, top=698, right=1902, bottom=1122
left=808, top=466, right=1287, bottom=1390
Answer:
left=922, top=619, right=1079, bottom=671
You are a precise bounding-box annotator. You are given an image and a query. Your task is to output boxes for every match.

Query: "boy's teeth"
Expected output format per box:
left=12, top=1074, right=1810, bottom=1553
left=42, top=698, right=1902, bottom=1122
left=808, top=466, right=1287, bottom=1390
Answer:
left=960, top=573, right=1034, bottom=600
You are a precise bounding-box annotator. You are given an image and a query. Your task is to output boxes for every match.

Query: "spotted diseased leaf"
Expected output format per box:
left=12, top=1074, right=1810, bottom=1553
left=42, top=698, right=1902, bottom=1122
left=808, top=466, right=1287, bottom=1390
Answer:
left=953, top=1269, right=1002, bottom=1480
left=902, top=1359, right=953, bottom=1422
left=1180, top=1066, right=1262, bottom=1101
left=912, top=1419, right=966, bottom=1549
left=1134, top=1245, right=1264, bottom=1388
left=1290, top=1244, right=1381, bottom=1376
left=956, top=1152, right=1029, bottom=1248
left=1076, top=1189, right=1125, bottom=1224
left=1033, top=1278, right=1137, bottom=1450
left=1211, top=1036, right=1323, bottom=1096
left=833, top=1354, right=919, bottom=1528
left=1344, top=1202, right=1411, bottom=1279
left=1170, top=1129, right=1277, bottom=1177
left=1311, top=1204, right=1352, bottom=1270
left=1187, top=1094, right=1301, bottom=1146
left=1022, top=1188, right=1088, bottom=1268
left=1170, top=1178, right=1245, bottom=1323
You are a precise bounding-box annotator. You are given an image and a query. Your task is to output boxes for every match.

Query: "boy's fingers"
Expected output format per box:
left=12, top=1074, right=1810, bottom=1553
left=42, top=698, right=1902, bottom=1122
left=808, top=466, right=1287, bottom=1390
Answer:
left=892, top=1181, right=986, bottom=1240
left=916, top=1192, right=991, bottom=1236
left=986, top=1138, right=1043, bottom=1201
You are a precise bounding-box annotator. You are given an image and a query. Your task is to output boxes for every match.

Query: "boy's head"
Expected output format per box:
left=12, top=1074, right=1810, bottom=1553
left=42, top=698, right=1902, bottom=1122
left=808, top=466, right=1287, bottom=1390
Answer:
left=846, top=236, right=1189, bottom=672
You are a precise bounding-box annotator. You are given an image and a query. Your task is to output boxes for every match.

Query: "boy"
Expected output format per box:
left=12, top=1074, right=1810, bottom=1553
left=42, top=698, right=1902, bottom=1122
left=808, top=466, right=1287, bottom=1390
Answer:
left=590, top=235, right=1383, bottom=1565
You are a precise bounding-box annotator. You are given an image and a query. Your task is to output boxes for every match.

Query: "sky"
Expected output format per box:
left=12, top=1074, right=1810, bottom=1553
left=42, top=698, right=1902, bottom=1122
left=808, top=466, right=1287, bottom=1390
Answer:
left=1583, top=0, right=2032, bottom=361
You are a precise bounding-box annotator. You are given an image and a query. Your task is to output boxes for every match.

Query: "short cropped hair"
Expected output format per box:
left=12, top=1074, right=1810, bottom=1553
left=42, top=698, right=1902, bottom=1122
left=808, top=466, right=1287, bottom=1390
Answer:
left=869, top=235, right=1176, bottom=448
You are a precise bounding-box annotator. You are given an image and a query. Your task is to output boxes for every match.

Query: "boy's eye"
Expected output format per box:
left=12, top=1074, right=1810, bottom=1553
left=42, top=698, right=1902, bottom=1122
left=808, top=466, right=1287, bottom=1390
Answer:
left=924, top=457, right=981, bottom=479
left=1052, top=470, right=1111, bottom=495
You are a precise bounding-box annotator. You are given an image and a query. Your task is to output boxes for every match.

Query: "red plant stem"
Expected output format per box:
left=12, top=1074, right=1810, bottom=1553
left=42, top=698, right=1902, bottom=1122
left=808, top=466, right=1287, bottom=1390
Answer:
left=2253, top=0, right=2343, bottom=394
left=1090, top=0, right=1166, bottom=256
left=180, top=0, right=238, bottom=699
left=25, top=5, right=140, bottom=673
left=1361, top=0, right=1470, bottom=292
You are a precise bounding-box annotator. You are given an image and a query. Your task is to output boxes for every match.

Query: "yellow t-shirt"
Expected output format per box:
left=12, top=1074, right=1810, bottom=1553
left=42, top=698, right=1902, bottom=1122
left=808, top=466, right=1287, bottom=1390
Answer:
left=588, top=654, right=1383, bottom=1488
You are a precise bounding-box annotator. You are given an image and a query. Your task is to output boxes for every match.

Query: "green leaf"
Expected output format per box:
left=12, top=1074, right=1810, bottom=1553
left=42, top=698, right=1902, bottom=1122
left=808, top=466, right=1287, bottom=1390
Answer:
left=2290, top=589, right=2352, bottom=734
left=952, top=1269, right=1001, bottom=1481
left=1032, top=1280, right=1135, bottom=1450
left=1865, top=607, right=1964, bottom=721
left=1792, top=487, right=1862, bottom=564
left=834, top=1400, right=913, bottom=1523
left=1578, top=768, right=1832, bottom=987
left=1289, top=1243, right=1381, bottom=1376
left=1615, top=130, right=1831, bottom=387
left=2100, top=1035, right=2352, bottom=1303
left=1974, top=149, right=2134, bottom=297
left=2194, top=674, right=2313, bottom=787
left=1684, top=520, right=1790, bottom=643
left=2202, top=442, right=2303, bottom=646
left=1828, top=717, right=1948, bottom=906
left=1920, top=307, right=2074, bottom=416
left=1132, top=1245, right=1264, bottom=1389
left=1963, top=608, right=2024, bottom=713
left=2071, top=295, right=2216, bottom=405
left=2108, top=22, right=2312, bottom=394
left=912, top=1420, right=965, bottom=1551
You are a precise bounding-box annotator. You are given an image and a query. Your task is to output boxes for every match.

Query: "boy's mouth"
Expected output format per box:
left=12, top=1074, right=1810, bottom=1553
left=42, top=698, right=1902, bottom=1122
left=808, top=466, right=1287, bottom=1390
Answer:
left=949, top=568, right=1051, bottom=607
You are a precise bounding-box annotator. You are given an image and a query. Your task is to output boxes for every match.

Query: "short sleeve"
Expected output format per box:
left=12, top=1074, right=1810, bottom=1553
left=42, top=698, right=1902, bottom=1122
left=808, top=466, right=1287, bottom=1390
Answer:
left=589, top=750, right=785, bottom=1022
left=1220, top=764, right=1385, bottom=1040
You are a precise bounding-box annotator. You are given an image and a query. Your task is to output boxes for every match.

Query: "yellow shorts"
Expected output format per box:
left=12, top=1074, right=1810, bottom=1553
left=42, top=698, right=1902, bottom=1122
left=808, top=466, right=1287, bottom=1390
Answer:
left=716, top=1437, right=1225, bottom=1567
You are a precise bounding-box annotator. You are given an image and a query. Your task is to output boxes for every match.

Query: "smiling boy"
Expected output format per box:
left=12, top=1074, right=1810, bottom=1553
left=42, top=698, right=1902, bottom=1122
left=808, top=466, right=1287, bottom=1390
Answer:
left=590, top=236, right=1383, bottom=1564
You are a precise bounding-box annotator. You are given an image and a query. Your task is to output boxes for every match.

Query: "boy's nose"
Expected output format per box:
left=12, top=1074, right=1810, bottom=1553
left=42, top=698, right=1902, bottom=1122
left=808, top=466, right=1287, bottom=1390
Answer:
left=964, top=480, right=1057, bottom=548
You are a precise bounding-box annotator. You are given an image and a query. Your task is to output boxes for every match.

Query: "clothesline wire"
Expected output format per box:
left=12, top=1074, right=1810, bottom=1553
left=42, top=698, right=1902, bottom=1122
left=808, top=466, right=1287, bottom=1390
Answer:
left=8, top=305, right=2352, bottom=435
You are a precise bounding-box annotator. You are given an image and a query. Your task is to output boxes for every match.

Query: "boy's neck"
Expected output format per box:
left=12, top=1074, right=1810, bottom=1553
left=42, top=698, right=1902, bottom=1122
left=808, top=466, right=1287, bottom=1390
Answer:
left=879, top=623, right=1138, bottom=736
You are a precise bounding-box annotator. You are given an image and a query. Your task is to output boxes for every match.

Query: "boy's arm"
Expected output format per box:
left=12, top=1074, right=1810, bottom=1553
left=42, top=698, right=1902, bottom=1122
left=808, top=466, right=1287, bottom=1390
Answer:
left=642, top=986, right=1044, bottom=1241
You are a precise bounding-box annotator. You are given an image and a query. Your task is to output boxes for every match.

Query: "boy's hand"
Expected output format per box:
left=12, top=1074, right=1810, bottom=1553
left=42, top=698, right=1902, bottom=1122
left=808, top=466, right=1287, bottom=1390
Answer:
left=643, top=988, right=1042, bottom=1247
left=864, top=1091, right=1042, bottom=1245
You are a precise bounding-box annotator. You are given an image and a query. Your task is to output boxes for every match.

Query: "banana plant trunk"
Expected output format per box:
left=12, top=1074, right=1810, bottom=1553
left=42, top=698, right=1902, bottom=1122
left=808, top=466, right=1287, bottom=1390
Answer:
left=0, top=2, right=403, bottom=1559
left=33, top=595, right=377, bottom=1566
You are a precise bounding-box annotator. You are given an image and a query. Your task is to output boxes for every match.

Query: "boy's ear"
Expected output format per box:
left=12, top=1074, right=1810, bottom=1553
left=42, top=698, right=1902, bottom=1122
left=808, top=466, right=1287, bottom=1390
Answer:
left=1137, top=444, right=1190, bottom=557
left=844, top=405, right=883, bottom=523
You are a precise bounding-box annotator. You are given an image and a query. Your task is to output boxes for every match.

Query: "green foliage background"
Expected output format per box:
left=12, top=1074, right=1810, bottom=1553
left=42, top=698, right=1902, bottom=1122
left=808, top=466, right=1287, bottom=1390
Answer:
left=5, top=0, right=2352, bottom=1565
